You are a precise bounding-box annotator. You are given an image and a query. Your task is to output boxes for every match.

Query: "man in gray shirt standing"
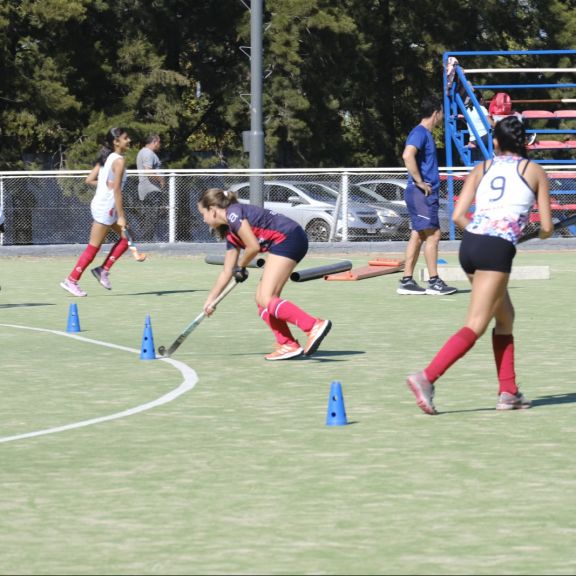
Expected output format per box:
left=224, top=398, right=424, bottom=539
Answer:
left=136, top=134, right=165, bottom=240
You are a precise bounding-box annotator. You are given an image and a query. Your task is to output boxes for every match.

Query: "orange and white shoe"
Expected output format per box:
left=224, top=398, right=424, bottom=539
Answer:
left=265, top=342, right=304, bottom=361
left=303, top=319, right=332, bottom=356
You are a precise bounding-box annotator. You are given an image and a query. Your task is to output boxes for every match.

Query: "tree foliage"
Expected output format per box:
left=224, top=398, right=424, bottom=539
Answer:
left=0, top=0, right=574, bottom=170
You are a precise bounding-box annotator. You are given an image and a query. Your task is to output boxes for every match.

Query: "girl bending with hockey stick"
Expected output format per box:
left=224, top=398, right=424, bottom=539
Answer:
left=198, top=188, right=332, bottom=360
left=61, top=127, right=132, bottom=296
left=407, top=116, right=553, bottom=415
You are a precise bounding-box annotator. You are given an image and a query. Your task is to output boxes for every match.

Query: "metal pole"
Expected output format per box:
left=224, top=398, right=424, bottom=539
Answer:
left=0, top=176, right=4, bottom=246
left=329, top=176, right=342, bottom=242
left=169, top=173, right=176, bottom=243
left=341, top=172, right=349, bottom=242
left=443, top=55, right=456, bottom=241
left=249, top=0, right=264, bottom=206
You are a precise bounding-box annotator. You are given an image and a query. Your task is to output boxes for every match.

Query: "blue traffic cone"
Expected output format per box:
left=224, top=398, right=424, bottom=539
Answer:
left=140, top=314, right=156, bottom=360
left=326, top=380, right=348, bottom=426
left=66, top=303, right=81, bottom=333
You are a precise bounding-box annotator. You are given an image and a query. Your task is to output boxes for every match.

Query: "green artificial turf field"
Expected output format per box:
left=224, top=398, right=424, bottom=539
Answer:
left=1, top=249, right=575, bottom=575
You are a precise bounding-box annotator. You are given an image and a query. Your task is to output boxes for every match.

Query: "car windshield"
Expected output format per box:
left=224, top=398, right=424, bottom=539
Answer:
left=348, top=185, right=382, bottom=203
left=358, top=182, right=406, bottom=202
left=320, top=182, right=383, bottom=204
left=288, top=182, right=339, bottom=203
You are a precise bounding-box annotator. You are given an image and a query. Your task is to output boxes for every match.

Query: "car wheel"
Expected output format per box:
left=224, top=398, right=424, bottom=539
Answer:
left=305, top=219, right=331, bottom=242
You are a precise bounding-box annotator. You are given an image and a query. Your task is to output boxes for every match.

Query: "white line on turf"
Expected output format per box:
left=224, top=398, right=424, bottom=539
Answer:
left=0, top=324, right=198, bottom=445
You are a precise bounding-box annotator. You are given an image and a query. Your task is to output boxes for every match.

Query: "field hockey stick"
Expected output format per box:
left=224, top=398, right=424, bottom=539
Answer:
left=122, top=227, right=147, bottom=261
left=157, top=279, right=239, bottom=358
left=518, top=212, right=576, bottom=244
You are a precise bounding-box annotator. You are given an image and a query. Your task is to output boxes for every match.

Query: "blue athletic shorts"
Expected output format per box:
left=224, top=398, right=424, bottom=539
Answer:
left=404, top=185, right=440, bottom=231
left=459, top=230, right=516, bottom=274
left=269, top=226, right=309, bottom=263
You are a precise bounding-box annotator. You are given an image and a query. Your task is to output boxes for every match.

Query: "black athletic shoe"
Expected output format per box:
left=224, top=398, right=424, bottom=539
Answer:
left=397, top=277, right=426, bottom=295
left=426, top=278, right=457, bottom=296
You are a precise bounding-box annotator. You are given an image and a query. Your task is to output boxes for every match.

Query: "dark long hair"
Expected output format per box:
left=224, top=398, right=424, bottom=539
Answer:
left=493, top=116, right=527, bottom=157
left=96, top=127, right=128, bottom=165
left=467, top=89, right=484, bottom=110
left=420, top=94, right=443, bottom=119
left=198, top=188, right=239, bottom=239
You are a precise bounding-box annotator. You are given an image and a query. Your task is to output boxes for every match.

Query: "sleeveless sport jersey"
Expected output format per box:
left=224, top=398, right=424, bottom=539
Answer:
left=466, top=156, right=535, bottom=245
left=225, top=203, right=301, bottom=252
left=90, top=152, right=127, bottom=224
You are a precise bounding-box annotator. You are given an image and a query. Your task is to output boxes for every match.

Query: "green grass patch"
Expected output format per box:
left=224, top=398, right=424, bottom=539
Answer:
left=0, top=250, right=575, bottom=575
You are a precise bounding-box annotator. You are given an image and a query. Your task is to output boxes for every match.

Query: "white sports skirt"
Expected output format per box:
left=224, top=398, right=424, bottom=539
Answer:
left=90, top=188, right=117, bottom=226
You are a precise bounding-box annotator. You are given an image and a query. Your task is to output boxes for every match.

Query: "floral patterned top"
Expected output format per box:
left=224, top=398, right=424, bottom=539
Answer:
left=466, top=155, right=535, bottom=245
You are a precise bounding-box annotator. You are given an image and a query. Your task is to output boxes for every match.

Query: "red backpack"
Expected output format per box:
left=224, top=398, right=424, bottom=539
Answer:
left=489, top=92, right=512, bottom=116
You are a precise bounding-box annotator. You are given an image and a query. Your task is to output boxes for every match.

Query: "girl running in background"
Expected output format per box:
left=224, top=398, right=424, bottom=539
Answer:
left=198, top=188, right=332, bottom=360
left=407, top=116, right=553, bottom=414
left=60, top=127, right=132, bottom=297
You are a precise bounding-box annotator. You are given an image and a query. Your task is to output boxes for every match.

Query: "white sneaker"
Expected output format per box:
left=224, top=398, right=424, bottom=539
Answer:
left=91, top=266, right=112, bottom=290
left=60, top=278, right=87, bottom=297
left=496, top=391, right=532, bottom=411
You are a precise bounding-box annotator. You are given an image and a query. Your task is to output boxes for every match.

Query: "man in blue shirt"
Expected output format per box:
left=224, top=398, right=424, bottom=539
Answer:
left=398, top=95, right=457, bottom=296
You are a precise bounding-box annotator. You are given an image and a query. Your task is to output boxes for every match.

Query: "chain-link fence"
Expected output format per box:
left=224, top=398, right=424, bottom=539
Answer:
left=1, top=168, right=575, bottom=245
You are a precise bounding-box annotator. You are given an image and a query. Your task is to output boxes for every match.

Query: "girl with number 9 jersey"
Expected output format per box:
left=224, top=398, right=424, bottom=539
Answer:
left=406, top=116, right=553, bottom=415
left=466, top=155, right=539, bottom=245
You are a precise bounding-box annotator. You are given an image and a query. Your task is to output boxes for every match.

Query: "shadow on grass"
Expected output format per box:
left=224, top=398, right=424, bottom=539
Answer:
left=531, top=393, right=576, bottom=407
left=0, top=303, right=55, bottom=309
left=115, top=289, right=204, bottom=297
left=224, top=350, right=365, bottom=362
left=333, top=421, right=359, bottom=426
left=436, top=407, right=495, bottom=415
left=435, top=393, right=576, bottom=415
left=310, top=350, right=366, bottom=358
left=307, top=350, right=367, bottom=362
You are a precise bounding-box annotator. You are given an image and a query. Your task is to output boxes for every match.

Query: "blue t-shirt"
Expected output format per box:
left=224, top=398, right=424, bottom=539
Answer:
left=405, top=124, right=440, bottom=193
left=225, top=203, right=301, bottom=252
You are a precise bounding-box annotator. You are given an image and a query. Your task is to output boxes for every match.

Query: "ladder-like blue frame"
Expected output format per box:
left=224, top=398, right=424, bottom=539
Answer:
left=443, top=49, right=576, bottom=238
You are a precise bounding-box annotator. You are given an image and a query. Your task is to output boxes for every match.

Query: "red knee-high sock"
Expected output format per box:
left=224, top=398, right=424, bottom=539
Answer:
left=267, top=297, right=316, bottom=333
left=69, top=244, right=99, bottom=282
left=425, top=327, right=478, bottom=383
left=492, top=330, right=518, bottom=395
left=257, top=305, right=297, bottom=346
left=102, top=238, right=129, bottom=270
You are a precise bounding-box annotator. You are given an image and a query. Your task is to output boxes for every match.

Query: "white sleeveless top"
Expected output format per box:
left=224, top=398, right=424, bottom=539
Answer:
left=466, top=155, right=535, bottom=244
left=90, top=152, right=127, bottom=225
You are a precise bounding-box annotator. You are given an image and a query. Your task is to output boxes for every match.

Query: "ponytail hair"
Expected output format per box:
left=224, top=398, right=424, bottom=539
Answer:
left=198, top=188, right=239, bottom=239
left=198, top=188, right=239, bottom=210
left=493, top=116, right=527, bottom=158
left=96, top=127, right=128, bottom=165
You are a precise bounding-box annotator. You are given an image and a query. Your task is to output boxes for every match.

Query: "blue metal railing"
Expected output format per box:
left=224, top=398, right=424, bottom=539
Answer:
left=442, top=49, right=576, bottom=239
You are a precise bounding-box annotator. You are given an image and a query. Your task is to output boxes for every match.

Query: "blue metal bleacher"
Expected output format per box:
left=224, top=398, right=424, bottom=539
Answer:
left=442, top=49, right=576, bottom=238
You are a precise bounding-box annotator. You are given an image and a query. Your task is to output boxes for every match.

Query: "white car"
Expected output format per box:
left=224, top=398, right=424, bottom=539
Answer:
left=355, top=178, right=452, bottom=239
left=319, top=181, right=407, bottom=238
left=229, top=180, right=396, bottom=241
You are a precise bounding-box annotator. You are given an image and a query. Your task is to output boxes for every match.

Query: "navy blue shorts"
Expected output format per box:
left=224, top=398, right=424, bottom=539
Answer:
left=404, top=185, right=440, bottom=231
left=269, top=226, right=309, bottom=263
left=459, top=230, right=516, bottom=274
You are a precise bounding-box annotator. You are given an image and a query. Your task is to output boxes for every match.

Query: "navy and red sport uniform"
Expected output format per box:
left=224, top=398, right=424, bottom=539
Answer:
left=225, top=203, right=309, bottom=263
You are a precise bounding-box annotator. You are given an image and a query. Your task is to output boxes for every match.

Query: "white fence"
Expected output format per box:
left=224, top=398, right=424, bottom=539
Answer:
left=0, top=167, right=575, bottom=245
